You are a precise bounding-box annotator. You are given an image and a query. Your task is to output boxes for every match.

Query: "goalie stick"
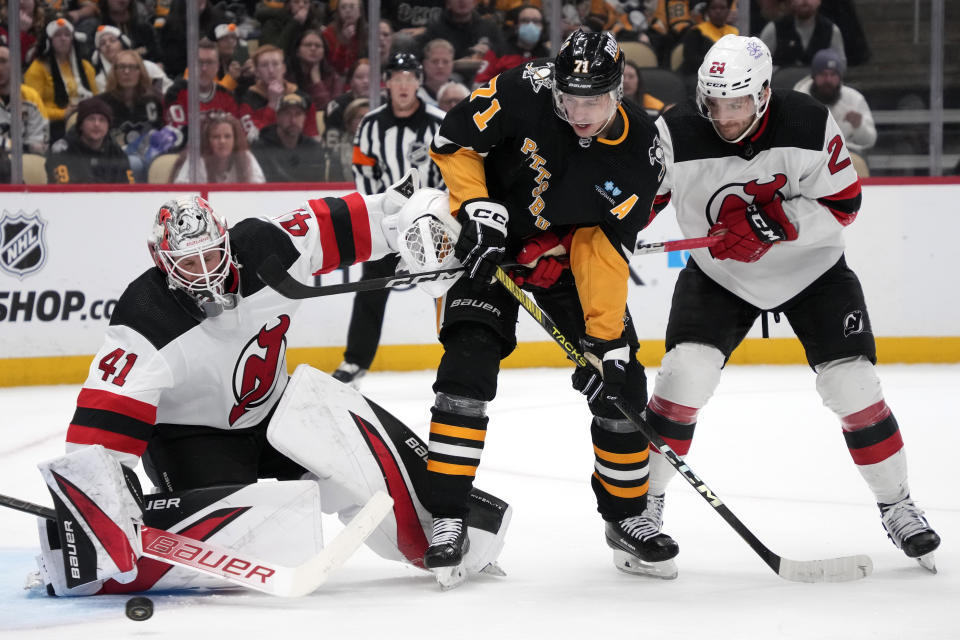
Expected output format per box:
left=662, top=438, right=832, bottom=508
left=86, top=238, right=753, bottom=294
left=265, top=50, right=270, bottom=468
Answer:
left=490, top=266, right=874, bottom=583
left=256, top=236, right=720, bottom=300
left=1, top=490, right=394, bottom=597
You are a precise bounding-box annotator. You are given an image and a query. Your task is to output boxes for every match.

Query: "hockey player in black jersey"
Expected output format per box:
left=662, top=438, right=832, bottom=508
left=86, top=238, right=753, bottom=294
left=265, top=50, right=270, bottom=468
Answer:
left=421, top=29, right=679, bottom=585
left=644, top=34, right=940, bottom=574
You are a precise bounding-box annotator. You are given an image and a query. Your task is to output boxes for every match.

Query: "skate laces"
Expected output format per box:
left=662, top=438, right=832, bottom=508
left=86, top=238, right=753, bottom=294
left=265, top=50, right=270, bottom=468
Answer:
left=881, top=499, right=930, bottom=546
left=620, top=494, right=665, bottom=542
left=431, top=518, right=463, bottom=546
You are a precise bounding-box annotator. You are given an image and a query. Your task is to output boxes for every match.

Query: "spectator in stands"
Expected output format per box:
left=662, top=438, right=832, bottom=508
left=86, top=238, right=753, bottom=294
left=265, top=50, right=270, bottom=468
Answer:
left=171, top=112, right=265, bottom=183
left=385, top=0, right=444, bottom=49
left=317, top=125, right=351, bottom=181
left=343, top=97, right=370, bottom=137
left=100, top=49, right=164, bottom=182
left=240, top=44, right=319, bottom=138
left=680, top=0, right=738, bottom=75
left=418, top=0, right=505, bottom=84
left=574, top=0, right=635, bottom=40
left=323, top=0, right=367, bottom=76
left=214, top=23, right=252, bottom=95
left=285, top=28, right=343, bottom=113
left=325, top=57, right=370, bottom=133
left=0, top=41, right=50, bottom=154
left=158, top=0, right=230, bottom=78
left=98, top=0, right=162, bottom=63
left=759, top=0, right=845, bottom=69
left=378, top=19, right=395, bottom=66
left=640, top=0, right=690, bottom=60
left=93, top=25, right=171, bottom=94
left=418, top=38, right=455, bottom=105
left=25, top=17, right=98, bottom=143
left=622, top=60, right=666, bottom=117
left=436, top=80, right=469, bottom=111
left=257, top=0, right=323, bottom=52
left=0, top=0, right=45, bottom=64
left=794, top=48, right=875, bottom=153
left=163, top=39, right=256, bottom=143
left=818, top=0, right=870, bottom=66
left=64, top=0, right=101, bottom=41
left=252, top=92, right=326, bottom=181
left=473, top=4, right=548, bottom=87
left=46, top=95, right=133, bottom=183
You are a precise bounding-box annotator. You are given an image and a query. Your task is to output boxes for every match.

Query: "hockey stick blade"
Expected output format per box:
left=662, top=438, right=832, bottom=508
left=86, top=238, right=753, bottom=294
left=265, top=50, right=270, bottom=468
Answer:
left=489, top=268, right=873, bottom=583
left=2, top=490, right=395, bottom=596
left=257, top=255, right=462, bottom=299
left=140, top=490, right=394, bottom=597
left=633, top=236, right=720, bottom=256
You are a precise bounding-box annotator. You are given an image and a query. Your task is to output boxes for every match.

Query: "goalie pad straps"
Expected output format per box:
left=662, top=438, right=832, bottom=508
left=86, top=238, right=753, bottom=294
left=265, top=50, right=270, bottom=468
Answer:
left=38, top=445, right=143, bottom=590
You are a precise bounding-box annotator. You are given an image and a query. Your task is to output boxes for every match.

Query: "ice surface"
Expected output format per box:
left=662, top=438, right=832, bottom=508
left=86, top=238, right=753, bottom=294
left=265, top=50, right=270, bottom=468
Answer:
left=1, top=365, right=956, bottom=639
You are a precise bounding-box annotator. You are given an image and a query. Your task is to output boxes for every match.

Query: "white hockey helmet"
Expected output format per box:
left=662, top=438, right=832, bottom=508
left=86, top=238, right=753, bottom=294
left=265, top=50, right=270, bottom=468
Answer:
left=148, top=195, right=238, bottom=315
left=696, top=35, right=773, bottom=142
left=393, top=188, right=463, bottom=298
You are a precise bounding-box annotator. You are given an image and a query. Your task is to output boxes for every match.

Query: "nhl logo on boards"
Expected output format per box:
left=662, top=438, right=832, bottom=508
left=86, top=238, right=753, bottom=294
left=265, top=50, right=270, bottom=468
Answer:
left=0, top=210, right=47, bottom=279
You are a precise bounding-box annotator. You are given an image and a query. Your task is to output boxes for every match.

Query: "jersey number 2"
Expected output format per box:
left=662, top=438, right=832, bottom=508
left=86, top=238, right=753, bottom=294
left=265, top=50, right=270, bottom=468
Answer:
left=827, top=135, right=851, bottom=174
left=99, top=348, right=138, bottom=386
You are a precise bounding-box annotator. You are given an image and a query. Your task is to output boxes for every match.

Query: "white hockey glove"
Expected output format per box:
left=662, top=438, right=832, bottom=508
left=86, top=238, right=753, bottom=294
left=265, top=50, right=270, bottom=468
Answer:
left=38, top=445, right=143, bottom=591
left=393, top=188, right=464, bottom=298
left=377, top=169, right=422, bottom=253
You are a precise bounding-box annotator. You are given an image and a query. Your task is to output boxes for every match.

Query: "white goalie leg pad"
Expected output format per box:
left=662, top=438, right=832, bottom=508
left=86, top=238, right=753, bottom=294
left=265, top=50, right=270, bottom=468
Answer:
left=37, top=480, right=325, bottom=596
left=268, top=365, right=511, bottom=575
left=37, top=445, right=141, bottom=590
left=815, top=356, right=884, bottom=418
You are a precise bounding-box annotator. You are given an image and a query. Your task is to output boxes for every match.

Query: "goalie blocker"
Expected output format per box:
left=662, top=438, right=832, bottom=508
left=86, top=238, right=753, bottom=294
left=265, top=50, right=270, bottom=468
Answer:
left=36, top=365, right=510, bottom=595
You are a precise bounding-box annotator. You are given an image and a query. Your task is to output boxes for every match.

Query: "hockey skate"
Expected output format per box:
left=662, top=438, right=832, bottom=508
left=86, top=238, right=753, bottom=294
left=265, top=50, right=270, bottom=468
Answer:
left=880, top=497, right=941, bottom=573
left=424, top=517, right=470, bottom=590
left=605, top=494, right=679, bottom=580
left=331, top=362, right=367, bottom=389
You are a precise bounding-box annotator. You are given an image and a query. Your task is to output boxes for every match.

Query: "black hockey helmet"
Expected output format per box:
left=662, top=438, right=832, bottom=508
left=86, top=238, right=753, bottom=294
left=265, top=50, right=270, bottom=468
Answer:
left=384, top=51, right=423, bottom=80
left=553, top=30, right=624, bottom=97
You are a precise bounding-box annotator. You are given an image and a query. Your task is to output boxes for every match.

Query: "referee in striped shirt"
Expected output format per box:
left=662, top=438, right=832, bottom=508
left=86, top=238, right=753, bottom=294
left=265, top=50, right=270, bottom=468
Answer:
left=332, top=51, right=447, bottom=387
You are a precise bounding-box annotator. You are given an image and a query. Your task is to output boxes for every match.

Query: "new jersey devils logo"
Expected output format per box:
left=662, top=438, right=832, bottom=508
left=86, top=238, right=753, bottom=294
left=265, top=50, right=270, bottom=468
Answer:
left=704, top=174, right=788, bottom=226
left=229, top=315, right=290, bottom=425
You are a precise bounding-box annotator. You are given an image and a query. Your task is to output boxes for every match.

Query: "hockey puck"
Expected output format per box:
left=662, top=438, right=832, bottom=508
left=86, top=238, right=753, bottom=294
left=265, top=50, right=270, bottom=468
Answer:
left=125, top=596, right=154, bottom=621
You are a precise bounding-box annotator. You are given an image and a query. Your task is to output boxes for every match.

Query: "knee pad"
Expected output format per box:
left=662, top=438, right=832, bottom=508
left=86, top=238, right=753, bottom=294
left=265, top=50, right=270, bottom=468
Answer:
left=654, top=342, right=724, bottom=408
left=816, top=356, right=884, bottom=418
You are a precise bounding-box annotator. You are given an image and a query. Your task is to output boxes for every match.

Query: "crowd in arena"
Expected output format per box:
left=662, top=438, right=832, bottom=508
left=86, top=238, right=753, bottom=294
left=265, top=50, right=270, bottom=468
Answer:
left=0, top=0, right=874, bottom=184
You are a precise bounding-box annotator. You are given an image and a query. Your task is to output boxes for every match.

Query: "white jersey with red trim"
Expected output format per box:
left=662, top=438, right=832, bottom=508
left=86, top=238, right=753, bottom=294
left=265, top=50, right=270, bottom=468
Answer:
left=66, top=193, right=394, bottom=468
left=654, top=90, right=862, bottom=309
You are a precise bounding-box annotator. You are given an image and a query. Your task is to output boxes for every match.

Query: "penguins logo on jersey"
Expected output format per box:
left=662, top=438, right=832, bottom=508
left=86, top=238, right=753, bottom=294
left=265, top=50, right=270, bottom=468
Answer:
left=648, top=136, right=665, bottom=182
left=704, top=174, right=788, bottom=226
left=228, top=314, right=291, bottom=425
left=521, top=62, right=553, bottom=93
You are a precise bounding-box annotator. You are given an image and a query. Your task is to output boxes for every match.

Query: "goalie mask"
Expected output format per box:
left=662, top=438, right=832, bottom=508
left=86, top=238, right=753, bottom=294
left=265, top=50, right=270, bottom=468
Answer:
left=148, top=196, right=239, bottom=316
left=552, top=29, right=624, bottom=142
left=394, top=188, right=462, bottom=298
left=695, top=35, right=773, bottom=143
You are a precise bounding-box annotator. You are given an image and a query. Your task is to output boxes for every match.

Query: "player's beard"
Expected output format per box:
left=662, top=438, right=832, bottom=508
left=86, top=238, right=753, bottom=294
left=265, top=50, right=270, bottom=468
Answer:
left=810, top=82, right=841, bottom=106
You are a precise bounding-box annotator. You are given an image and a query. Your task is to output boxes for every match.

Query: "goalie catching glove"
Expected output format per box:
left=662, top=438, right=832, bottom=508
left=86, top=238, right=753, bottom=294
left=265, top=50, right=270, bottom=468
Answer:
left=709, top=197, right=797, bottom=263
left=454, top=198, right=510, bottom=284
left=571, top=334, right=629, bottom=405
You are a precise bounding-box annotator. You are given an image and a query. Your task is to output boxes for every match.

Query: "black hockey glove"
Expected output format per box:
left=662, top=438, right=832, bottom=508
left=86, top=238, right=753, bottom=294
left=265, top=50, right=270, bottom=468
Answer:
left=454, top=199, right=510, bottom=284
left=571, top=334, right=629, bottom=404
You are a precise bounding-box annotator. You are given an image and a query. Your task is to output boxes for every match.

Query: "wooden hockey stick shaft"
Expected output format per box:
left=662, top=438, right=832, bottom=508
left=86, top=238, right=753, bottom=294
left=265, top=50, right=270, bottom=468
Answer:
left=257, top=237, right=719, bottom=300
left=491, top=266, right=873, bottom=583
left=1, top=491, right=394, bottom=596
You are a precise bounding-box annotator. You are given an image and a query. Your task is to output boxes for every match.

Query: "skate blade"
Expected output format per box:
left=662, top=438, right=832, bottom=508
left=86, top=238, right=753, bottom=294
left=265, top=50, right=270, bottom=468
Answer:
left=916, top=553, right=937, bottom=574
left=612, top=549, right=678, bottom=580
left=479, top=562, right=507, bottom=577
left=432, top=564, right=468, bottom=590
